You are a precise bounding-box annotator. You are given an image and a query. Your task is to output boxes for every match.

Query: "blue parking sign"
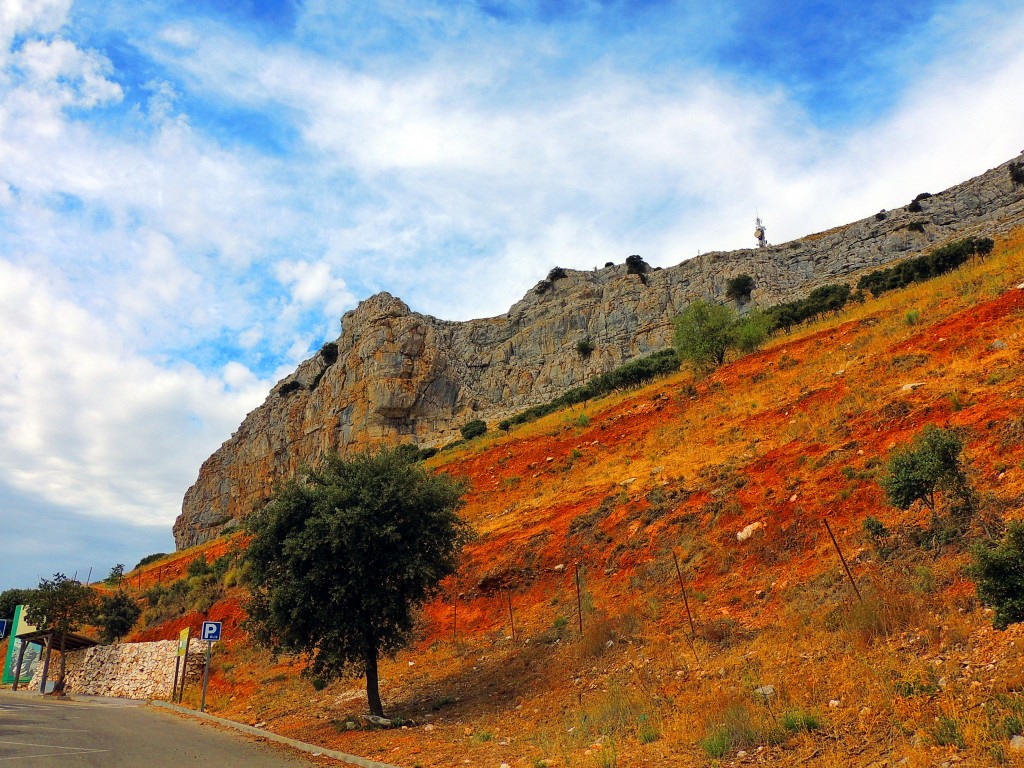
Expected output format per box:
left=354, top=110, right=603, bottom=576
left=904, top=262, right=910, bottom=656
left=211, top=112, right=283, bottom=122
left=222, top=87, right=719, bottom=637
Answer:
left=0, top=619, right=7, bottom=639
left=201, top=621, right=222, bottom=641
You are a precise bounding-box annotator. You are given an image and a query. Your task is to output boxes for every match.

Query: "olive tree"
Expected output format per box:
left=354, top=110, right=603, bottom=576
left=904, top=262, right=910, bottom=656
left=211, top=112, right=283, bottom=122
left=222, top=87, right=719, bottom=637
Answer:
left=243, top=448, right=471, bottom=717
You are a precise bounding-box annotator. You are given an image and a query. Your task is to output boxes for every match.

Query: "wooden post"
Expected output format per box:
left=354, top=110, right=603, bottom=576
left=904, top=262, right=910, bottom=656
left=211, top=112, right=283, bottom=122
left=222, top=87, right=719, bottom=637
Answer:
left=452, top=586, right=458, bottom=643
left=672, top=551, right=700, bottom=661
left=575, top=563, right=584, bottom=635
left=12, top=640, right=27, bottom=691
left=506, top=589, right=516, bottom=643
left=824, top=519, right=863, bottom=604
left=672, top=550, right=697, bottom=638
left=38, top=634, right=53, bottom=694
left=172, top=656, right=181, bottom=702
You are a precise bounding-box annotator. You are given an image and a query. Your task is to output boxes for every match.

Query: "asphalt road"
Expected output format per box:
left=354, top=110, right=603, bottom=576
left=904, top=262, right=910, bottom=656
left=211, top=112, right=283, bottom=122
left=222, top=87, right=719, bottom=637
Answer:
left=0, top=692, right=317, bottom=767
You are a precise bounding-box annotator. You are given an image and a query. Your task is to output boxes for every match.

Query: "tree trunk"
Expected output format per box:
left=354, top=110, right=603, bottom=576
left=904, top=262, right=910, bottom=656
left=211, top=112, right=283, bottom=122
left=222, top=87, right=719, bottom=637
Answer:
left=364, top=643, right=383, bottom=718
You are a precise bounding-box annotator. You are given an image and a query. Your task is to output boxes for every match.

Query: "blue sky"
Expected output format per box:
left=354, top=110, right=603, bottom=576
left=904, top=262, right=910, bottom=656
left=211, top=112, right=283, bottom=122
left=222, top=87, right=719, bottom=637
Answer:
left=1, top=0, right=1022, bottom=589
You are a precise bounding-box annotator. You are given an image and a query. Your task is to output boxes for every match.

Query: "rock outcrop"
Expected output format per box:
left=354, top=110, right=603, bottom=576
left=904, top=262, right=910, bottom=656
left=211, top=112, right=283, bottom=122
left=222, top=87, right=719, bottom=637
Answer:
left=173, top=157, right=1024, bottom=549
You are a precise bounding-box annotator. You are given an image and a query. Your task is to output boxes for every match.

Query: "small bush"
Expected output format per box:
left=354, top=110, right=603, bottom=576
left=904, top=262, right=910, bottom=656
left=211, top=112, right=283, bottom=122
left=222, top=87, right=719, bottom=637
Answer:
left=547, top=266, right=567, bottom=282
left=971, top=522, right=1024, bottom=629
left=576, top=337, right=595, bottom=357
left=781, top=709, right=821, bottom=734
left=931, top=715, right=965, bottom=748
left=725, top=274, right=755, bottom=301
left=319, top=341, right=339, bottom=366
left=625, top=254, right=649, bottom=275
left=1010, top=161, right=1024, bottom=185
left=460, top=419, right=487, bottom=440
left=187, top=555, right=212, bottom=578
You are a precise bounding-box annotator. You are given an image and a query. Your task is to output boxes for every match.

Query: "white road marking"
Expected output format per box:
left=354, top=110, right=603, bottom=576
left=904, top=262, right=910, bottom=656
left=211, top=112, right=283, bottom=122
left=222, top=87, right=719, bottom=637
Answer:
left=0, top=739, right=111, bottom=760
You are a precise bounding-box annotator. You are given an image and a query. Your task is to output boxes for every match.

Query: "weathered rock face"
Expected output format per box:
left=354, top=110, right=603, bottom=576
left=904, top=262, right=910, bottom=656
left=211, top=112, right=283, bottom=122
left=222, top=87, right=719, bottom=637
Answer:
left=173, top=158, right=1024, bottom=549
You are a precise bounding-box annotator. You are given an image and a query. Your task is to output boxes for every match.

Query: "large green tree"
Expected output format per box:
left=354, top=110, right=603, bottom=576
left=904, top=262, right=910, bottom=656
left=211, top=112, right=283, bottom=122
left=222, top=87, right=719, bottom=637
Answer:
left=25, top=574, right=97, bottom=691
left=243, top=448, right=471, bottom=717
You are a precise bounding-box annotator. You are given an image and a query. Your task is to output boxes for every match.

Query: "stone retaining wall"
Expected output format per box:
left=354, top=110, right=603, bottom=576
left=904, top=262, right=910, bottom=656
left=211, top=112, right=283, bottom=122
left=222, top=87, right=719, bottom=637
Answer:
left=29, top=640, right=204, bottom=700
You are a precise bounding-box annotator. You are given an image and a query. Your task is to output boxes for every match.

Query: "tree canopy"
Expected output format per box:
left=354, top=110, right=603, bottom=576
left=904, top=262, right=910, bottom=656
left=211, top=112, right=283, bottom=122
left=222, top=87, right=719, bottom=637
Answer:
left=25, top=574, right=97, bottom=691
left=972, top=522, right=1024, bottom=630
left=243, top=448, right=471, bottom=717
left=672, top=300, right=768, bottom=371
left=881, top=425, right=974, bottom=534
left=95, top=591, right=142, bottom=643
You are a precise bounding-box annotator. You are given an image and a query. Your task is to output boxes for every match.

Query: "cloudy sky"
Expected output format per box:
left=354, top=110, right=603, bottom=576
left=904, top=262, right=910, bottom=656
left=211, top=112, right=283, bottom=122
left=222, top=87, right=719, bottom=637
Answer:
left=1, top=0, right=1022, bottom=590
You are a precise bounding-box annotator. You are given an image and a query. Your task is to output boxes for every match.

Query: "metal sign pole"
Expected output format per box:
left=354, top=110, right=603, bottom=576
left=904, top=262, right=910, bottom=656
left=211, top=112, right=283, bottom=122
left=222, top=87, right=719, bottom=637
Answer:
left=177, top=634, right=191, bottom=703
left=201, top=641, right=211, bottom=713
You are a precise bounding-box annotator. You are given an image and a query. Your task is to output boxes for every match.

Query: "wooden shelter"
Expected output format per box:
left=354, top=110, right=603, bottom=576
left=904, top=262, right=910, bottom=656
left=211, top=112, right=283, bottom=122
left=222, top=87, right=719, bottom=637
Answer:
left=11, top=629, right=98, bottom=693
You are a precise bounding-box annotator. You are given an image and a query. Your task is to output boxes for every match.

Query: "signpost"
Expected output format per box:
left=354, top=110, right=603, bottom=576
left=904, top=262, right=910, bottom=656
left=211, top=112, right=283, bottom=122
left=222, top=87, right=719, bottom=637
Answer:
left=0, top=619, right=7, bottom=639
left=171, top=627, right=189, bottom=702
left=200, top=621, right=221, bottom=713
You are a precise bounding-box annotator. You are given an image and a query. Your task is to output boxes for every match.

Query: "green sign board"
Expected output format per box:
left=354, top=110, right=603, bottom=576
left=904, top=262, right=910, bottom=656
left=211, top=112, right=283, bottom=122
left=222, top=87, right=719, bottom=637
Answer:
left=1, top=605, right=38, bottom=685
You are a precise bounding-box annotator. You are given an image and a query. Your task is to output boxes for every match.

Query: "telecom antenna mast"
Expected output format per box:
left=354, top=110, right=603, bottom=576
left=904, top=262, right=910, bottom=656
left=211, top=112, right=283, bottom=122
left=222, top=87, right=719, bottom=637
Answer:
left=754, top=216, right=768, bottom=248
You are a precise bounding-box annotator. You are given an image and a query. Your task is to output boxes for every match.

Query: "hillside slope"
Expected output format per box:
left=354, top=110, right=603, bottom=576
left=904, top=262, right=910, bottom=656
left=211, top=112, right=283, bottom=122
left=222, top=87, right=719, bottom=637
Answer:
left=174, top=157, right=1024, bottom=549
left=134, top=229, right=1024, bottom=767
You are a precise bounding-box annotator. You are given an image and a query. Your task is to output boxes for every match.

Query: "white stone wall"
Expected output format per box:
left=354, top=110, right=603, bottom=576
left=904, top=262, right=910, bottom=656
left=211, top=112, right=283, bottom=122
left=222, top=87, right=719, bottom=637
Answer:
left=29, top=640, right=204, bottom=700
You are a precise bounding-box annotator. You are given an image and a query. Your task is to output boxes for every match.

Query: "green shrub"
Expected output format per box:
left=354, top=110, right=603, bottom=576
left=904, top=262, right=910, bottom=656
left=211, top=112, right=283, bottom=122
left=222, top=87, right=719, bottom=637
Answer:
left=187, top=554, right=212, bottom=578
left=1010, top=161, right=1024, bottom=185
left=781, top=709, right=821, bottom=734
left=931, top=715, right=965, bottom=748
left=625, top=254, right=649, bottom=275
left=576, top=337, right=595, bottom=357
left=134, top=553, right=167, bottom=569
left=971, top=522, right=1024, bottom=629
left=881, top=425, right=973, bottom=531
left=725, top=274, right=755, bottom=301
left=460, top=419, right=487, bottom=440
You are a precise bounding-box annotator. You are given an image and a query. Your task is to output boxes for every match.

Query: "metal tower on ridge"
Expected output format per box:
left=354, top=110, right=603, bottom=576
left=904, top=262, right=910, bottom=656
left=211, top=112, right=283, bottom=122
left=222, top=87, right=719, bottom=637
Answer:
left=754, top=215, right=768, bottom=248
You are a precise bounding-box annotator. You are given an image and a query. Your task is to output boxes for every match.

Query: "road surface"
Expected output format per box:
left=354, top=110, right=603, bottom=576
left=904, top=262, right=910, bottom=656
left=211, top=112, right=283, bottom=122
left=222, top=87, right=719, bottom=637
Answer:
left=0, top=692, right=317, bottom=767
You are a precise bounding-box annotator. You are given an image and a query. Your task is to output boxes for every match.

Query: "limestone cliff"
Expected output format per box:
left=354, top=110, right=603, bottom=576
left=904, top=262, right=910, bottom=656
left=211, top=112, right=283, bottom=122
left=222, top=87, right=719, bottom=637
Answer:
left=173, top=157, right=1024, bottom=548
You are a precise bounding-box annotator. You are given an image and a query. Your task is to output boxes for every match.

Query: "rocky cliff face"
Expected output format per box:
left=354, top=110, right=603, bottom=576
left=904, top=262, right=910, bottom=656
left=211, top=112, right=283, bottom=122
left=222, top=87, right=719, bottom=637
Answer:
left=173, top=158, right=1024, bottom=548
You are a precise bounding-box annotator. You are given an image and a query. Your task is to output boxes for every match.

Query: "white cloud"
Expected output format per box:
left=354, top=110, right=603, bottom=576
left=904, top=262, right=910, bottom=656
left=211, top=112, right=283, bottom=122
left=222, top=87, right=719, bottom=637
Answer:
left=0, top=258, right=268, bottom=527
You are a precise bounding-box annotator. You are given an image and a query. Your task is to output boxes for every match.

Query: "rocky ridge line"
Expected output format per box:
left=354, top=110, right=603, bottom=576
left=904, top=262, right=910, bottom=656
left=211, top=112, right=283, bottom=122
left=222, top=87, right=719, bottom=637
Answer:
left=173, top=157, right=1024, bottom=549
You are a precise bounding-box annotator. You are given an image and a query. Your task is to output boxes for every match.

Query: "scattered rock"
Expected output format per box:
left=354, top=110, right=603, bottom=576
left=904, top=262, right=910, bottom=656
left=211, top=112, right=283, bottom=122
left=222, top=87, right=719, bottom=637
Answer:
left=552, top=563, right=565, bottom=573
left=900, top=382, right=926, bottom=391
left=620, top=477, right=636, bottom=486
left=753, top=685, right=776, bottom=702
left=828, top=699, right=841, bottom=708
left=1010, top=734, right=1024, bottom=751
left=991, top=339, right=1008, bottom=350
left=737, top=521, right=764, bottom=542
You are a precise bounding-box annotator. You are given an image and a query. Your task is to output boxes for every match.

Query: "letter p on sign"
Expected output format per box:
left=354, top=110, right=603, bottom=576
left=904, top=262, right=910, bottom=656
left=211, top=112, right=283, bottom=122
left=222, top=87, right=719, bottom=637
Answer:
left=201, top=621, right=222, bottom=642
